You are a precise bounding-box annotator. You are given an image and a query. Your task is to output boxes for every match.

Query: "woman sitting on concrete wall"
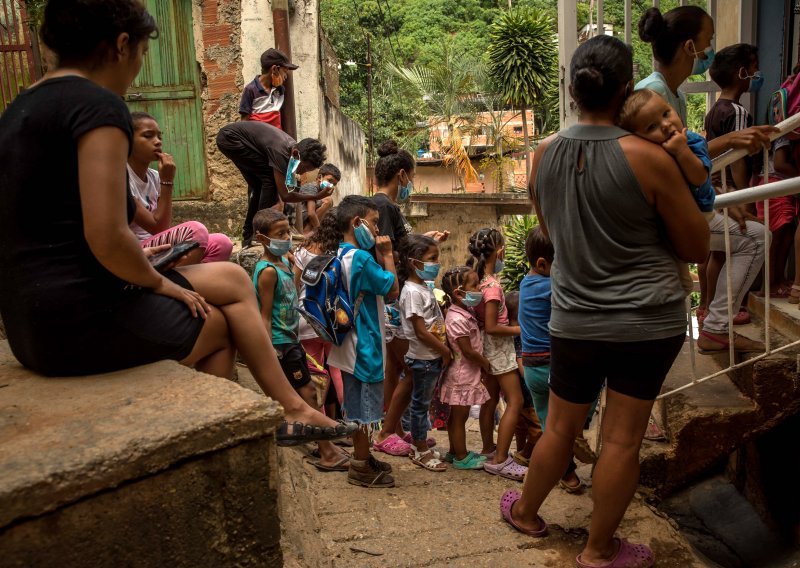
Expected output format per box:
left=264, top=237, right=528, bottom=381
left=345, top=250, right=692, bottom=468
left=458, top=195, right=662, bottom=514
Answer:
left=0, top=0, right=353, bottom=446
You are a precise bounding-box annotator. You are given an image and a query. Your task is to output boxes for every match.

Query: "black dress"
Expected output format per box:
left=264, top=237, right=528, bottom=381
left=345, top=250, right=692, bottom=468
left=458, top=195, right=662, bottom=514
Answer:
left=0, top=77, right=203, bottom=376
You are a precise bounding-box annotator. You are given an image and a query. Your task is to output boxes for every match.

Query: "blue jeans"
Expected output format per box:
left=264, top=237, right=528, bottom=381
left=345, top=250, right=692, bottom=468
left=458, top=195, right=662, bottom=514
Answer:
left=404, top=357, right=443, bottom=442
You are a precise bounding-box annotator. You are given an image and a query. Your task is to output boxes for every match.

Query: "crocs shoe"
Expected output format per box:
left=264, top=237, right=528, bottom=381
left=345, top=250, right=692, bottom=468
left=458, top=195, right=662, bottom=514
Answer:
left=575, top=537, right=654, bottom=568
left=499, top=490, right=548, bottom=536
left=372, top=434, right=412, bottom=457
left=453, top=451, right=487, bottom=470
left=484, top=456, right=527, bottom=481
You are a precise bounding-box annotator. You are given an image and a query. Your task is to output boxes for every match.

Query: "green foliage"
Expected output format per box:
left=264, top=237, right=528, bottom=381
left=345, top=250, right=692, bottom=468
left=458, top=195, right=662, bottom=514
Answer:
left=487, top=7, right=557, bottom=108
left=502, top=215, right=538, bottom=293
left=23, top=0, right=47, bottom=25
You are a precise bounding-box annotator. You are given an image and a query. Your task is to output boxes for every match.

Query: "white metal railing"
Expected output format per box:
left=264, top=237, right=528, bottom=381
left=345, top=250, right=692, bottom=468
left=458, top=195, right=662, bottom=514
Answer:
left=657, top=111, right=800, bottom=400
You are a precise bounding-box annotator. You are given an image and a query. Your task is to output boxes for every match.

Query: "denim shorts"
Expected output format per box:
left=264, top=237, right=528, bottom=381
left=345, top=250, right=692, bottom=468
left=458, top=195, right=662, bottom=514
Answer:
left=341, top=371, right=384, bottom=426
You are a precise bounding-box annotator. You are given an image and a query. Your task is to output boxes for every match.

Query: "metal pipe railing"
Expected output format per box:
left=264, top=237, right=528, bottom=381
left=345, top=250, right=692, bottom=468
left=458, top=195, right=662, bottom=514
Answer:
left=711, top=112, right=800, bottom=174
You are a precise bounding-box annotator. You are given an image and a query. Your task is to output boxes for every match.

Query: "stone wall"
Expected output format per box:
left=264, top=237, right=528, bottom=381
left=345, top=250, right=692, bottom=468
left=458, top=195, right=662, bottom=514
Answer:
left=322, top=100, right=367, bottom=200
left=406, top=203, right=504, bottom=270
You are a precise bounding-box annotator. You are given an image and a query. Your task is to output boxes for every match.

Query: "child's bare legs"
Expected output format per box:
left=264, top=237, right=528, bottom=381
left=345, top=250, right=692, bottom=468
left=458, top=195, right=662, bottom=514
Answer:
left=488, top=371, right=523, bottom=464
left=479, top=374, right=499, bottom=454
left=704, top=251, right=724, bottom=310
left=176, top=262, right=338, bottom=430
left=294, top=381, right=346, bottom=465
left=375, top=373, right=412, bottom=443
left=447, top=405, right=470, bottom=460
left=382, top=337, right=408, bottom=435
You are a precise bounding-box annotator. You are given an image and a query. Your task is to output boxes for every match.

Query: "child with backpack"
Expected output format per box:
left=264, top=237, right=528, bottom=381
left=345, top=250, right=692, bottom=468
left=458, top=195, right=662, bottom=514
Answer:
left=467, top=228, right=527, bottom=481
left=252, top=209, right=348, bottom=471
left=439, top=266, right=490, bottom=470
left=326, top=196, right=400, bottom=487
left=396, top=234, right=451, bottom=472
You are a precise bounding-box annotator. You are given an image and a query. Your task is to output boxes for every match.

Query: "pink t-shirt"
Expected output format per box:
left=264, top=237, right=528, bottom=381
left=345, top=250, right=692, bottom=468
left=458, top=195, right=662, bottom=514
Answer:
left=474, top=274, right=509, bottom=328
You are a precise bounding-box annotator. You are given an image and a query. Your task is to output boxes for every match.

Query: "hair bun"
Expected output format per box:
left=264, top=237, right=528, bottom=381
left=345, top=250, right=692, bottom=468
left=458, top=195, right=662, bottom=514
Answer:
left=377, top=140, right=399, bottom=158
left=573, top=66, right=604, bottom=92
left=638, top=8, right=665, bottom=43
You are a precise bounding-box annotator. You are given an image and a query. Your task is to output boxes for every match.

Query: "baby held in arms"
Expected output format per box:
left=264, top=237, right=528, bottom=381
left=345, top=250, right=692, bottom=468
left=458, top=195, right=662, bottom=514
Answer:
left=619, top=88, right=715, bottom=293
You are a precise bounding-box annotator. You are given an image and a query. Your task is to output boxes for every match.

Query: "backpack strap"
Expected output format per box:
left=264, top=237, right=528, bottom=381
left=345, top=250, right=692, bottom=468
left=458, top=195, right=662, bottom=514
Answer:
left=338, top=245, right=366, bottom=322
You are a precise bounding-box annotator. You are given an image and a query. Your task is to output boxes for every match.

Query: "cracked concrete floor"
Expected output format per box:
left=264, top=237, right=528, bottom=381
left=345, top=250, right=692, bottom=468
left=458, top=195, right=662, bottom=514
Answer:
left=278, top=422, right=710, bottom=568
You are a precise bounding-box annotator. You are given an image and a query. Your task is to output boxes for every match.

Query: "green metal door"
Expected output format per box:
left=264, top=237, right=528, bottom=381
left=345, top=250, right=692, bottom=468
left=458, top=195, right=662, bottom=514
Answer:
left=126, top=0, right=207, bottom=199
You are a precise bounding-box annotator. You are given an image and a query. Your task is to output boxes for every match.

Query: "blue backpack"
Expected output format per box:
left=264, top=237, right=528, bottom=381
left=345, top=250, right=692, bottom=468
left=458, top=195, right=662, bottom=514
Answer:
left=297, top=247, right=363, bottom=346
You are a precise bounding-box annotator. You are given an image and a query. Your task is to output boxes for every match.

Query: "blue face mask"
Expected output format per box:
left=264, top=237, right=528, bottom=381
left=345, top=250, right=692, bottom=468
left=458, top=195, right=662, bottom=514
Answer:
left=285, top=154, right=301, bottom=190
left=461, top=290, right=483, bottom=307
left=266, top=237, right=292, bottom=257
left=320, top=180, right=335, bottom=191
left=397, top=173, right=414, bottom=203
left=413, top=260, right=440, bottom=281
left=354, top=219, right=375, bottom=250
left=494, top=259, right=505, bottom=274
left=740, top=69, right=764, bottom=92
left=691, top=44, right=715, bottom=76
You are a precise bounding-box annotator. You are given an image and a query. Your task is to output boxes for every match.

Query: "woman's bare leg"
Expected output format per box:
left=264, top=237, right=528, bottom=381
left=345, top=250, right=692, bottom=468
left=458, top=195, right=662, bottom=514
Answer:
left=580, top=390, right=654, bottom=563
left=511, top=391, right=590, bottom=531
left=177, top=262, right=338, bottom=428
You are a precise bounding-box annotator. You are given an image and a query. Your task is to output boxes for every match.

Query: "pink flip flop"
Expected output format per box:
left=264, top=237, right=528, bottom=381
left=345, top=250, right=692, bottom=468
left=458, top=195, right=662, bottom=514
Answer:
left=403, top=432, right=436, bottom=448
left=483, top=456, right=528, bottom=481
left=575, top=538, right=654, bottom=568
left=373, top=434, right=412, bottom=457
left=499, top=490, right=548, bottom=537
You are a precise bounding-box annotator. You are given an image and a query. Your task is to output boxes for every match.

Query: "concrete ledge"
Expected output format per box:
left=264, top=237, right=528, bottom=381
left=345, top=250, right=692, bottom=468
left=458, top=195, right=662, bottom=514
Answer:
left=0, top=339, right=284, bottom=564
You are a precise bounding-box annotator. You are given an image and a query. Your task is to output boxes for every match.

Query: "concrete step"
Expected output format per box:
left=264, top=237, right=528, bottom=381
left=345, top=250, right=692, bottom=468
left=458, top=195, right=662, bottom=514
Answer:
left=639, top=316, right=800, bottom=495
left=748, top=294, right=800, bottom=344
left=0, top=341, right=284, bottom=568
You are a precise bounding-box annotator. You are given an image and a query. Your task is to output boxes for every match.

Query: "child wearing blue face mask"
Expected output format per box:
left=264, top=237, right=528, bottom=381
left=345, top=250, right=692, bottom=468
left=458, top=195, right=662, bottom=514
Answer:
left=327, top=196, right=400, bottom=487
left=440, top=266, right=491, bottom=470
left=467, top=228, right=527, bottom=482
left=396, top=234, right=451, bottom=471
left=254, top=208, right=350, bottom=469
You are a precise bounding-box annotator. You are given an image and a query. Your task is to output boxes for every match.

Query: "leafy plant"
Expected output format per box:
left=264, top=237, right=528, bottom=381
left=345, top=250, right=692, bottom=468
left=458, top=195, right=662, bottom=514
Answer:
left=487, top=7, right=557, bottom=184
left=502, top=214, right=538, bottom=293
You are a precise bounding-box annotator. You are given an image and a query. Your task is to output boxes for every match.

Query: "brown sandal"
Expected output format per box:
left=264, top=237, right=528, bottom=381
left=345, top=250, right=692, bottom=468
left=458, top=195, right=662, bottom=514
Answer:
left=697, top=330, right=764, bottom=354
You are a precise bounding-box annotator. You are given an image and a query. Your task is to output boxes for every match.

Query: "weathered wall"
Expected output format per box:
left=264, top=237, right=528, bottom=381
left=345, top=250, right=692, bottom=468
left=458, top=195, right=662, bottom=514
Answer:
left=322, top=100, right=367, bottom=199
left=406, top=203, right=503, bottom=270
left=240, top=0, right=272, bottom=84
left=193, top=0, right=245, bottom=204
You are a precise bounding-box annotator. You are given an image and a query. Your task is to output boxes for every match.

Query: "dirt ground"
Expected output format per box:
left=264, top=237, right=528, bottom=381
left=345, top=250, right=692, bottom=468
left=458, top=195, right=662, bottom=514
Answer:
left=277, top=421, right=711, bottom=568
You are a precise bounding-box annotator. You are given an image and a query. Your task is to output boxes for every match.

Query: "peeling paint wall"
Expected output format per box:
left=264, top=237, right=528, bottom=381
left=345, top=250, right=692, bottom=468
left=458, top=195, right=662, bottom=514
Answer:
left=322, top=101, right=366, bottom=199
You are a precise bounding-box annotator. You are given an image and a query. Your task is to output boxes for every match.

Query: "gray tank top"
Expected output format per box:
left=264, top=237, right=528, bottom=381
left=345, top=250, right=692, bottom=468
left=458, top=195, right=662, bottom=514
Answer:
left=535, top=124, right=686, bottom=341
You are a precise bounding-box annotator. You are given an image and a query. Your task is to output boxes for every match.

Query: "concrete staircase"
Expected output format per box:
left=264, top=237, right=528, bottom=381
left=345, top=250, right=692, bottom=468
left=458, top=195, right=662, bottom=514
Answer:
left=0, top=341, right=284, bottom=568
left=638, top=298, right=800, bottom=496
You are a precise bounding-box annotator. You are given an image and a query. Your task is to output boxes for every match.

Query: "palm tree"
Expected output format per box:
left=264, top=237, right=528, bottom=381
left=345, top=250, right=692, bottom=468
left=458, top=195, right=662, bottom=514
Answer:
left=487, top=7, right=558, bottom=185
left=389, top=43, right=479, bottom=189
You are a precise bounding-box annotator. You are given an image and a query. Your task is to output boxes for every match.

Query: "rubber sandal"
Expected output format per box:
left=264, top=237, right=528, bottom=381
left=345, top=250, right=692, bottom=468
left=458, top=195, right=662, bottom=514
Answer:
left=373, top=434, right=412, bottom=457
left=499, top=490, right=548, bottom=537
left=575, top=537, right=654, bottom=568
left=443, top=452, right=455, bottom=463
left=733, top=307, right=751, bottom=326
left=697, top=330, right=764, bottom=355
left=453, top=451, right=487, bottom=470
left=789, top=285, right=800, bottom=304
left=410, top=448, right=448, bottom=471
left=559, top=478, right=585, bottom=494
left=403, top=432, right=437, bottom=448
left=512, top=452, right=530, bottom=467
left=310, top=456, right=349, bottom=472
left=276, top=420, right=358, bottom=446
